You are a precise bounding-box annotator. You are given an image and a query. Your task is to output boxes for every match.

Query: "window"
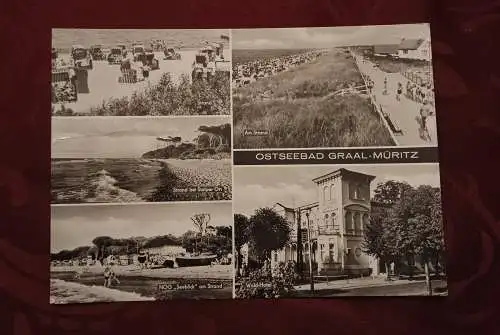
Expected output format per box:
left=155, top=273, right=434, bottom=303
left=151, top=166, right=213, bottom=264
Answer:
left=331, top=213, right=336, bottom=230
left=329, top=185, right=335, bottom=201
left=354, top=212, right=362, bottom=234
left=403, top=50, right=408, bottom=54
left=329, top=243, right=335, bottom=262
left=320, top=244, right=324, bottom=261
left=353, top=186, right=361, bottom=199
left=323, top=186, right=329, bottom=201
left=345, top=211, right=352, bottom=232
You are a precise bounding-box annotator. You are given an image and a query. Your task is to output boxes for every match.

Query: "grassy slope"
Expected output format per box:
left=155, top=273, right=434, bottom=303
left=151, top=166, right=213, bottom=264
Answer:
left=233, top=49, right=394, bottom=148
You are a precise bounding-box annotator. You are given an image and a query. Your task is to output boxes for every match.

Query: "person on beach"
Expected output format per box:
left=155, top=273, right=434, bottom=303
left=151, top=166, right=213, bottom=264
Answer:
left=138, top=251, right=147, bottom=270
left=103, top=263, right=112, bottom=287
left=109, top=260, right=120, bottom=286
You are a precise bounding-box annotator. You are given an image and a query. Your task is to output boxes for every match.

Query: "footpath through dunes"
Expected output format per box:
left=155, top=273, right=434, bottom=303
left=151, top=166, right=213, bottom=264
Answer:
left=51, top=158, right=232, bottom=204
left=233, top=48, right=395, bottom=149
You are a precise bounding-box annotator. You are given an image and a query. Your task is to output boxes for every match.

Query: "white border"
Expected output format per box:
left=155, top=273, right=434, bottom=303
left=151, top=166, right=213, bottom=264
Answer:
left=51, top=200, right=233, bottom=207
left=229, top=28, right=236, bottom=299
left=234, top=144, right=438, bottom=151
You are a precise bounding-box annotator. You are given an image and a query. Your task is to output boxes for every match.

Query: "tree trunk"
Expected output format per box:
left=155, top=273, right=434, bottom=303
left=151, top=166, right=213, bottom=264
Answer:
left=236, top=251, right=242, bottom=277
left=424, top=261, right=432, bottom=296
left=385, top=261, right=391, bottom=281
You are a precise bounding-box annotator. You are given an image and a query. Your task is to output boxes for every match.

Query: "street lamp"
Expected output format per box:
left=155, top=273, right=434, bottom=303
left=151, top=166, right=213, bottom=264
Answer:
left=305, top=211, right=314, bottom=294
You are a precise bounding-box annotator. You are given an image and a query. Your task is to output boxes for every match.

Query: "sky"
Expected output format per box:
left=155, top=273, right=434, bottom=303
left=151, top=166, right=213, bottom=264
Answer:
left=51, top=116, right=230, bottom=158
left=52, top=29, right=229, bottom=50
left=232, top=23, right=430, bottom=49
left=233, top=163, right=441, bottom=216
left=51, top=202, right=232, bottom=252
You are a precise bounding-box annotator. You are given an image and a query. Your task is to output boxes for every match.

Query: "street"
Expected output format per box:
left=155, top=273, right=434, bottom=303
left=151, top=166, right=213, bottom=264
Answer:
left=352, top=52, right=437, bottom=146
left=295, top=278, right=447, bottom=297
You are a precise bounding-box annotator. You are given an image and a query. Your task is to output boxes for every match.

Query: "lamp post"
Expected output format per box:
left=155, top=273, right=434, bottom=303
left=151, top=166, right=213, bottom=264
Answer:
left=305, top=211, right=314, bottom=294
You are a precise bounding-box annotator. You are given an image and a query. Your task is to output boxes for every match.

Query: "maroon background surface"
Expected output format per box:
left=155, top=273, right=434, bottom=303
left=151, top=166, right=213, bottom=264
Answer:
left=1, top=0, right=500, bottom=334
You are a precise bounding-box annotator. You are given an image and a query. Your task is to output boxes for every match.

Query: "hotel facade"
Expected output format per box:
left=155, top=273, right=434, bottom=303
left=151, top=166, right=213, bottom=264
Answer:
left=270, top=168, right=380, bottom=277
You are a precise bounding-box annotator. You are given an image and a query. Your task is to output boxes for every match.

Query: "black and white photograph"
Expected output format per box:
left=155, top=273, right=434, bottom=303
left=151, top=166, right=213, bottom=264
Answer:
left=50, top=202, right=233, bottom=304
left=51, top=117, right=232, bottom=204
left=232, top=23, right=436, bottom=149
left=51, top=29, right=231, bottom=116
left=233, top=164, right=447, bottom=298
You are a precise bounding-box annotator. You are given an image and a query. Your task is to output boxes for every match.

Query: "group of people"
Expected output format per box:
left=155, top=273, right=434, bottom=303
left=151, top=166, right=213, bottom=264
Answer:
left=119, top=57, right=151, bottom=81
left=232, top=50, right=325, bottom=87
left=363, top=67, right=435, bottom=143
left=405, top=80, right=433, bottom=104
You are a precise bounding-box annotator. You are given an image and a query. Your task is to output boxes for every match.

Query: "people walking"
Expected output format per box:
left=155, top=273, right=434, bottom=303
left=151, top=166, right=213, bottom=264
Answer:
left=419, top=100, right=432, bottom=141
left=396, top=82, right=403, bottom=101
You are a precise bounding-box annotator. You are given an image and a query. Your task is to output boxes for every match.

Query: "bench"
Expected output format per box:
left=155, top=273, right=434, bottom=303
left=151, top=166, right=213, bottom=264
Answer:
left=385, top=115, right=403, bottom=135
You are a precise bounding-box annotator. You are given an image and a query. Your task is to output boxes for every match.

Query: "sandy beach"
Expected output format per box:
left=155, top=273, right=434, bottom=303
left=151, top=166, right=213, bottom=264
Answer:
left=51, top=264, right=232, bottom=280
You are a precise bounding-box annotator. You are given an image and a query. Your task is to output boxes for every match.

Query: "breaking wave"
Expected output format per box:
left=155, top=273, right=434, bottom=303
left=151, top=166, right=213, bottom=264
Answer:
left=50, top=279, right=154, bottom=304
left=87, top=169, right=144, bottom=203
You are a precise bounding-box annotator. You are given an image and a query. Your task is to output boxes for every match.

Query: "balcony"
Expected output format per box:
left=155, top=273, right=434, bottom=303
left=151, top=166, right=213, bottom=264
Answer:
left=317, top=225, right=340, bottom=235
left=345, top=228, right=363, bottom=237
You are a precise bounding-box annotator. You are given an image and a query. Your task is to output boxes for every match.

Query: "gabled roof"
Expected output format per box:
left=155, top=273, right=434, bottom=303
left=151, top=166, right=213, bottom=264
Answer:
left=399, top=38, right=425, bottom=50
left=373, top=44, right=399, bottom=54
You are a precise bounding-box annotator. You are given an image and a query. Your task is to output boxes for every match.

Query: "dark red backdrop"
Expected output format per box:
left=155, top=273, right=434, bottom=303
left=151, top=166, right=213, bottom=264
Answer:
left=1, top=0, right=500, bottom=334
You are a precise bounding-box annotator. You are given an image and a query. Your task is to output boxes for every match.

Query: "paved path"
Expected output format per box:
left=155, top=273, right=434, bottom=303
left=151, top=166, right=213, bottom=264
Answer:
left=352, top=52, right=438, bottom=146
left=295, top=277, right=447, bottom=296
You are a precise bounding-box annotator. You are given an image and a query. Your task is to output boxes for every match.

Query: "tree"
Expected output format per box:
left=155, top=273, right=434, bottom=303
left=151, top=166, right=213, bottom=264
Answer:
left=388, top=185, right=443, bottom=295
left=198, top=123, right=231, bottom=147
left=234, top=214, right=250, bottom=276
left=215, top=225, right=232, bottom=239
left=362, top=203, right=398, bottom=280
left=92, top=236, right=115, bottom=261
left=248, top=207, right=291, bottom=265
left=190, top=213, right=211, bottom=254
left=373, top=180, right=413, bottom=205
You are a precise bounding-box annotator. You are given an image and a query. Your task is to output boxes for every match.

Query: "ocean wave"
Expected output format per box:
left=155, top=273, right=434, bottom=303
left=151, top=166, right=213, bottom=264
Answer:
left=87, top=169, right=144, bottom=203
left=50, top=279, right=154, bottom=304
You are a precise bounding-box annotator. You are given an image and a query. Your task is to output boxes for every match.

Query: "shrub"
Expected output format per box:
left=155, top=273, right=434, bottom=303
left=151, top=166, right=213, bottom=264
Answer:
left=215, top=144, right=230, bottom=153
left=88, top=72, right=230, bottom=116
left=235, top=261, right=298, bottom=299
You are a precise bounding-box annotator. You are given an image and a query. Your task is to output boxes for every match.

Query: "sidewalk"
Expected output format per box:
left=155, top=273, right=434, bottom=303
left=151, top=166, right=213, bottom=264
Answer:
left=294, top=276, right=417, bottom=291
left=352, top=53, right=437, bottom=146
